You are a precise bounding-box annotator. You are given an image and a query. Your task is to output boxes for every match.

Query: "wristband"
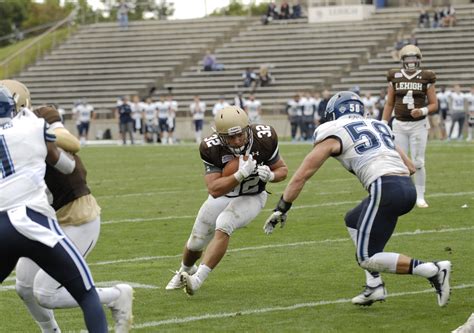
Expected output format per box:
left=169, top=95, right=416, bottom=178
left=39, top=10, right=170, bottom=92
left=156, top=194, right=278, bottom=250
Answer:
left=420, top=107, right=429, bottom=116
left=233, top=170, right=244, bottom=182
left=275, top=195, right=292, bottom=214
left=381, top=119, right=388, bottom=125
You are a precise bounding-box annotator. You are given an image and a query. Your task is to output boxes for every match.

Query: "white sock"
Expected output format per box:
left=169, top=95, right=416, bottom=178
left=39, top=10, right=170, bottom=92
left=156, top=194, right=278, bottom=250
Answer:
left=38, top=319, right=61, bottom=333
left=365, top=270, right=383, bottom=287
left=415, top=184, right=426, bottom=201
left=195, top=264, right=212, bottom=284
left=179, top=262, right=195, bottom=273
left=412, top=262, right=439, bottom=278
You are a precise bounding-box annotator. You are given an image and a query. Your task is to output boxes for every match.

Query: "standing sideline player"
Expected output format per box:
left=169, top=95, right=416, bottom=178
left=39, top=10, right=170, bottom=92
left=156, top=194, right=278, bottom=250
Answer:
left=264, top=91, right=451, bottom=307
left=166, top=105, right=288, bottom=295
left=1, top=80, right=133, bottom=333
left=382, top=45, right=438, bottom=208
left=0, top=85, right=108, bottom=332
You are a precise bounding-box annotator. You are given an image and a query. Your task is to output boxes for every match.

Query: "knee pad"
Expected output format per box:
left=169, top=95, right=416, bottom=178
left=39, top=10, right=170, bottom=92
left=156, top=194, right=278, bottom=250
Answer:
left=186, top=231, right=213, bottom=252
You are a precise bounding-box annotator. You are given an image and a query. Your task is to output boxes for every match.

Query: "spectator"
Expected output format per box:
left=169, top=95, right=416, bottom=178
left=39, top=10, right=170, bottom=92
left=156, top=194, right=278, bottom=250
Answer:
left=350, top=85, right=361, bottom=96
left=244, top=93, right=262, bottom=124
left=407, top=34, right=418, bottom=46
left=143, top=97, right=158, bottom=143
left=130, top=94, right=144, bottom=142
left=447, top=84, right=466, bottom=140
left=436, top=86, right=450, bottom=140
left=72, top=99, right=94, bottom=146
left=428, top=97, right=443, bottom=141
left=117, top=0, right=131, bottom=30
left=189, top=95, right=206, bottom=143
left=291, top=1, right=303, bottom=19
left=116, top=95, right=134, bottom=145
left=286, top=94, right=303, bottom=141
left=202, top=50, right=224, bottom=71
left=432, top=7, right=442, bottom=28
left=212, top=96, right=229, bottom=117
left=391, top=34, right=407, bottom=61
left=165, top=94, right=178, bottom=144
left=418, top=9, right=430, bottom=28
left=242, top=67, right=258, bottom=90
left=279, top=1, right=291, bottom=19
left=233, top=91, right=246, bottom=109
left=258, top=64, right=273, bottom=87
left=262, top=1, right=278, bottom=24
left=442, top=4, right=456, bottom=27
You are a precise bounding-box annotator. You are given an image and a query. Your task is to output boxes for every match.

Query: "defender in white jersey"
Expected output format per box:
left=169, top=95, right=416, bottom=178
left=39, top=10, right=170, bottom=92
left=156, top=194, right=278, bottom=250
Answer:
left=244, top=94, right=262, bottom=124
left=72, top=100, right=94, bottom=146
left=264, top=91, right=451, bottom=308
left=0, top=86, right=108, bottom=332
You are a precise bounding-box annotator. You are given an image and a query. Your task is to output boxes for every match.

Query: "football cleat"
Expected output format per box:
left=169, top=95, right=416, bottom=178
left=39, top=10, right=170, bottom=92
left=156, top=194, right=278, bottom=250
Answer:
left=351, top=283, right=387, bottom=306
left=109, top=284, right=134, bottom=333
left=181, top=271, right=201, bottom=296
left=451, top=313, right=474, bottom=333
left=416, top=199, right=429, bottom=208
left=428, top=260, right=451, bottom=307
left=165, top=265, right=197, bottom=290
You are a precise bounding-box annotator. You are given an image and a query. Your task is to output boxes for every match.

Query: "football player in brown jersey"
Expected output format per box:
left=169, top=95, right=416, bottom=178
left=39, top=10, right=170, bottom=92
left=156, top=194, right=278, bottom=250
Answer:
left=0, top=80, right=133, bottom=333
left=381, top=45, right=438, bottom=208
left=166, top=105, right=288, bottom=295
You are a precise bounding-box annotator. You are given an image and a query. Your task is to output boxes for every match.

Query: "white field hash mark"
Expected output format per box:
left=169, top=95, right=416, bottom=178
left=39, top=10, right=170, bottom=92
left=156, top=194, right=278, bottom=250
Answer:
left=133, top=283, right=474, bottom=329
left=100, top=190, right=474, bottom=225
left=90, top=225, right=474, bottom=266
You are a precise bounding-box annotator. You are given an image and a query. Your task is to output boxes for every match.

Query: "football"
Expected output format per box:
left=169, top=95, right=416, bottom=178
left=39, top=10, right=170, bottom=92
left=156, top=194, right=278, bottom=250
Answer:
left=222, top=157, right=239, bottom=177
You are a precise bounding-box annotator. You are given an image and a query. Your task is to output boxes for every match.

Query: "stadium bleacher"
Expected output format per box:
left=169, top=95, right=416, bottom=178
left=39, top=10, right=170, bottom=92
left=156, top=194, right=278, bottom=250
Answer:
left=12, top=3, right=474, bottom=139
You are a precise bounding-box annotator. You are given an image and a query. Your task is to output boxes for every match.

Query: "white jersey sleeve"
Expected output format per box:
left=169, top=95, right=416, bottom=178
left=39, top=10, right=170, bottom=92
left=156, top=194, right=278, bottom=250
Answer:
left=0, top=116, right=56, bottom=219
left=314, top=116, right=408, bottom=189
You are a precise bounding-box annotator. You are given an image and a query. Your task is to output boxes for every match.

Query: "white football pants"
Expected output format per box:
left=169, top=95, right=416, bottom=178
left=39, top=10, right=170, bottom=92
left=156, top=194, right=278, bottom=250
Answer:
left=187, top=192, right=268, bottom=251
left=392, top=118, right=429, bottom=199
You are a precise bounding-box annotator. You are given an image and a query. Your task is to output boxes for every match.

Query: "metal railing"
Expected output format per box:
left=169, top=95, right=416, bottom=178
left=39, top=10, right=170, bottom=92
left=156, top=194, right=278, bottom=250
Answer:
left=0, top=8, right=78, bottom=79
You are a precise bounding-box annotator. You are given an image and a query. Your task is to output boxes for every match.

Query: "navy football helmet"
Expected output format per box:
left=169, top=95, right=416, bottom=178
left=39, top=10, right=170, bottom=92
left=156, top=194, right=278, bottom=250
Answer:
left=323, top=91, right=365, bottom=122
left=0, top=86, right=16, bottom=123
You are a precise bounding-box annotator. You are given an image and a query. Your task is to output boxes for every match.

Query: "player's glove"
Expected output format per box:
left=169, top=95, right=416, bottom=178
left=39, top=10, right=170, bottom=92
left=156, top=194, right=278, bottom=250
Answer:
left=257, top=165, right=274, bottom=182
left=263, top=195, right=292, bottom=235
left=233, top=155, right=256, bottom=182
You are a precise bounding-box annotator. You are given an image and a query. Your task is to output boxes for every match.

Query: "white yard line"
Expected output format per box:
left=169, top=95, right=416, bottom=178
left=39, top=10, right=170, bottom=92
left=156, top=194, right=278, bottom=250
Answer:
left=100, top=191, right=474, bottom=225
left=133, top=283, right=474, bottom=329
left=90, top=225, right=474, bottom=266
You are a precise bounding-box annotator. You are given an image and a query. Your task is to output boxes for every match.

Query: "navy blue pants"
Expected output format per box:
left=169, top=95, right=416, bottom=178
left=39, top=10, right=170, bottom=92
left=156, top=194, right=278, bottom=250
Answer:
left=344, top=176, right=416, bottom=263
left=0, top=208, right=107, bottom=332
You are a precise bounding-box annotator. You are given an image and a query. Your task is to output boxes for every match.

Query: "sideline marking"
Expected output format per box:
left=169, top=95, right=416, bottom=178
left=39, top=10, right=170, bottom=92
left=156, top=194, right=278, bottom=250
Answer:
left=133, top=283, right=474, bottom=329
left=90, top=225, right=474, bottom=266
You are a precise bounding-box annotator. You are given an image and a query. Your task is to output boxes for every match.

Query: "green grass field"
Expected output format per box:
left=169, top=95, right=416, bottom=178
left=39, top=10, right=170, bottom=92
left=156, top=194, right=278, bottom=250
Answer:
left=0, top=141, right=473, bottom=332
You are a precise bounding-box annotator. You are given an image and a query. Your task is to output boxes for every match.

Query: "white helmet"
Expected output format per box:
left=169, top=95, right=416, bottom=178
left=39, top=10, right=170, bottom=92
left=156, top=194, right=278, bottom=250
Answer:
left=213, top=105, right=253, bottom=155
